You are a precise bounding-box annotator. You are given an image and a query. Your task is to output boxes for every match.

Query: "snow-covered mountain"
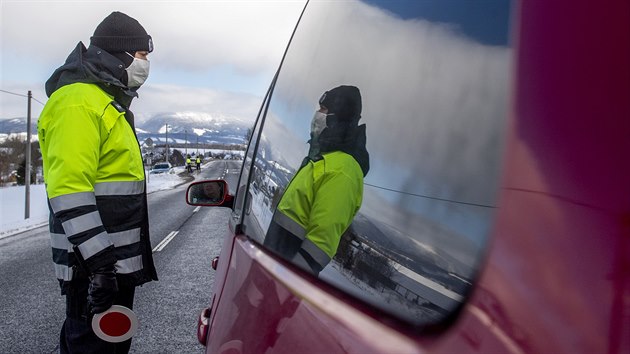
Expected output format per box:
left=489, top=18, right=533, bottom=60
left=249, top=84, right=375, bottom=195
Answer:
left=135, top=111, right=251, bottom=146
left=0, top=111, right=253, bottom=146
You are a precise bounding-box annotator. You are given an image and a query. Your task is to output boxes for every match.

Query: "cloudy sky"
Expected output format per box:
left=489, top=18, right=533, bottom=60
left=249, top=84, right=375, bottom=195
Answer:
left=0, top=0, right=306, bottom=122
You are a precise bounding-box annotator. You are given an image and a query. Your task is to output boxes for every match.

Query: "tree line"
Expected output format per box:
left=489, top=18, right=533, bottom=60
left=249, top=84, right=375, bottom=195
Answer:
left=0, top=136, right=42, bottom=186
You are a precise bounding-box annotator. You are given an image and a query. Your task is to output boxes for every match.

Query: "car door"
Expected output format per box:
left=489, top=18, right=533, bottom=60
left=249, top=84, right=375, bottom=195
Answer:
left=205, top=0, right=514, bottom=352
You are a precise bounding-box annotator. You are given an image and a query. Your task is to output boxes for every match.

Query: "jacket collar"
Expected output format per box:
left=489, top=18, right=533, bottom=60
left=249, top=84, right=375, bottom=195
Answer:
left=45, top=42, right=138, bottom=106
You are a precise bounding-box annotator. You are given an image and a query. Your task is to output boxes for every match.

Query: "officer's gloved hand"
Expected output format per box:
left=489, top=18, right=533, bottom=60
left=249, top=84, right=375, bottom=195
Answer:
left=87, top=264, right=118, bottom=314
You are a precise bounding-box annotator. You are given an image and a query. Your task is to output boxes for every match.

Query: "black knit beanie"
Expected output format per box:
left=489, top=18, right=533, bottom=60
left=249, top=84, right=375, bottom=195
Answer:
left=90, top=11, right=153, bottom=53
left=318, top=85, right=362, bottom=122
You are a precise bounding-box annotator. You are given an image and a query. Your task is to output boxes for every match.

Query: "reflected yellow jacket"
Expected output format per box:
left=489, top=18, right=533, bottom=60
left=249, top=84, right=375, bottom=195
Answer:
left=265, top=151, right=364, bottom=274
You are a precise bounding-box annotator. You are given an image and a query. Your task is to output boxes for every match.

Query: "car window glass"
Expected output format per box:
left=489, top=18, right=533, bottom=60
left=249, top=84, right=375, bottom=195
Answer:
left=246, top=0, right=512, bottom=326
left=233, top=81, right=276, bottom=231
left=233, top=124, right=259, bottom=225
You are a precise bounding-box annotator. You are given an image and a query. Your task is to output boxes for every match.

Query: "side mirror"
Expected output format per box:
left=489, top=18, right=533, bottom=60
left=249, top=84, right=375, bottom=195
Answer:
left=186, top=180, right=233, bottom=208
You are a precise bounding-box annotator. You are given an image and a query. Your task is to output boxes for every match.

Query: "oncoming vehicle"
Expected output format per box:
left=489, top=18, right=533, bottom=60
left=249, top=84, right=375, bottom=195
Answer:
left=187, top=1, right=629, bottom=353
left=150, top=162, right=172, bottom=174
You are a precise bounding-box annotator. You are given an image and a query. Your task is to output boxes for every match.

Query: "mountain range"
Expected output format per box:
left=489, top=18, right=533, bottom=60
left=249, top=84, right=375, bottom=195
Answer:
left=0, top=111, right=253, bottom=147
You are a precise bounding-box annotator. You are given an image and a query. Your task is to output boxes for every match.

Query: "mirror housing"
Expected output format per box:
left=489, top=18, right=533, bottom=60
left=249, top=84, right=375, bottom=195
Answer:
left=186, top=180, right=233, bottom=208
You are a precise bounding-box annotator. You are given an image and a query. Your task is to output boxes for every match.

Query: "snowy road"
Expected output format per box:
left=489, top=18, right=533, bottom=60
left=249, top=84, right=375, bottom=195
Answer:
left=0, top=160, right=241, bottom=353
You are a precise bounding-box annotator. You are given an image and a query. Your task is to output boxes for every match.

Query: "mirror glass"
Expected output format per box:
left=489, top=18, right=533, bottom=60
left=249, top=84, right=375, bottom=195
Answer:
left=187, top=180, right=227, bottom=206
left=245, top=0, right=513, bottom=326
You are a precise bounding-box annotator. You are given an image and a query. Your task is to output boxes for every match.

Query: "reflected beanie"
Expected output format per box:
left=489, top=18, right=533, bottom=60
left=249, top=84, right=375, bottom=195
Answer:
left=90, top=11, right=153, bottom=53
left=318, top=85, right=362, bottom=122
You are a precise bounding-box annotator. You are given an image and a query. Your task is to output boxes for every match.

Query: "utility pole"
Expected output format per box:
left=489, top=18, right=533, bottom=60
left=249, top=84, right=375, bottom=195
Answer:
left=165, top=123, right=169, bottom=163
left=24, top=91, right=32, bottom=219
left=185, top=130, right=188, bottom=156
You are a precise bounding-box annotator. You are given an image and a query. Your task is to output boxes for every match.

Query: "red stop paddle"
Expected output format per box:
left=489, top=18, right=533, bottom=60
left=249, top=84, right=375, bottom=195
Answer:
left=91, top=305, right=138, bottom=343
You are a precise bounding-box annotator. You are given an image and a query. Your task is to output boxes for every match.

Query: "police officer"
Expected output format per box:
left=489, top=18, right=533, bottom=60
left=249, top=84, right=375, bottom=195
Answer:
left=264, top=85, right=369, bottom=275
left=38, top=11, right=157, bottom=353
left=186, top=155, right=193, bottom=173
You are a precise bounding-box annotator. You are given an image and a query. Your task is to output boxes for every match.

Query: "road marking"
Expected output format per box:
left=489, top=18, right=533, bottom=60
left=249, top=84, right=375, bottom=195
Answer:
left=153, top=231, right=179, bottom=252
left=193, top=206, right=201, bottom=213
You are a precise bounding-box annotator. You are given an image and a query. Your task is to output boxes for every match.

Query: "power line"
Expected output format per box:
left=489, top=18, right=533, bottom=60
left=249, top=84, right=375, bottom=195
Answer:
left=0, top=89, right=27, bottom=97
left=363, top=182, right=495, bottom=208
left=0, top=89, right=46, bottom=106
left=32, top=97, right=46, bottom=106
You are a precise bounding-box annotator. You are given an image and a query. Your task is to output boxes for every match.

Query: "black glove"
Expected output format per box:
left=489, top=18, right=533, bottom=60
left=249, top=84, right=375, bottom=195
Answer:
left=87, top=264, right=118, bottom=314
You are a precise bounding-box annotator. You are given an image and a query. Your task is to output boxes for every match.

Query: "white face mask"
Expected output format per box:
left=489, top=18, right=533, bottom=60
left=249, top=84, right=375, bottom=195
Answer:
left=125, top=53, right=150, bottom=88
left=310, top=111, right=328, bottom=138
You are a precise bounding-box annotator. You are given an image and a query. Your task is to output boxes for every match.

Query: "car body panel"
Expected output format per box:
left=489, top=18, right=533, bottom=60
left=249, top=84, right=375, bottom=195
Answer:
left=207, top=235, right=423, bottom=353
left=464, top=1, right=630, bottom=352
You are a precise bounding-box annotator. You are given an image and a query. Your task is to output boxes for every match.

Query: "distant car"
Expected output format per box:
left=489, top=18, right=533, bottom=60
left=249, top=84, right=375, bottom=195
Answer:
left=150, top=162, right=172, bottom=174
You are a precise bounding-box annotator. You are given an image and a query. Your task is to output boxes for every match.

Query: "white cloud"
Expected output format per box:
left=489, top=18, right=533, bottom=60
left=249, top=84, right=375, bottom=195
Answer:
left=0, top=0, right=306, bottom=118
left=1, top=1, right=305, bottom=74
left=269, top=0, right=511, bottom=205
left=132, top=83, right=262, bottom=121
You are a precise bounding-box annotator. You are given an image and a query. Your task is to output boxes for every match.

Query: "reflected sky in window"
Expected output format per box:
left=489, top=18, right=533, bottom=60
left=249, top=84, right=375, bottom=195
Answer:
left=363, top=0, right=512, bottom=46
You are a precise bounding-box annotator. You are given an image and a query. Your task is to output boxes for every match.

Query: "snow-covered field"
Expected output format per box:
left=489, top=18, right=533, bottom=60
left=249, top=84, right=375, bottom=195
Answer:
left=0, top=166, right=188, bottom=239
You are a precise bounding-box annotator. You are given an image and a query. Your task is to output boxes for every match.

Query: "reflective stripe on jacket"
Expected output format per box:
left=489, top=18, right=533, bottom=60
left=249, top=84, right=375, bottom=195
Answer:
left=38, top=82, right=157, bottom=290
left=264, top=151, right=363, bottom=274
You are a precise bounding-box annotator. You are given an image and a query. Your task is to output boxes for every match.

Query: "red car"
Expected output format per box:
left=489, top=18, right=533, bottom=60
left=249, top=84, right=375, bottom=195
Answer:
left=187, top=0, right=629, bottom=352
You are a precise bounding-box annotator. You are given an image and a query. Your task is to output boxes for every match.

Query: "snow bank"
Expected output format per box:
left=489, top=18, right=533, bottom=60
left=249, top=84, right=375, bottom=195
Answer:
left=1, top=166, right=190, bottom=239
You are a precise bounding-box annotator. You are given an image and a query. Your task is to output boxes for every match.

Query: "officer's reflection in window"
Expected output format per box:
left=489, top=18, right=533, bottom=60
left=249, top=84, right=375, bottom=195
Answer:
left=192, top=182, right=223, bottom=204
left=264, top=85, right=370, bottom=276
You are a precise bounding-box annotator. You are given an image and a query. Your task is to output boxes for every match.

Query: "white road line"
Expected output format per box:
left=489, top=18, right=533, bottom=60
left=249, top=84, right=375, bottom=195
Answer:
left=193, top=206, right=201, bottom=213
left=153, top=230, right=179, bottom=252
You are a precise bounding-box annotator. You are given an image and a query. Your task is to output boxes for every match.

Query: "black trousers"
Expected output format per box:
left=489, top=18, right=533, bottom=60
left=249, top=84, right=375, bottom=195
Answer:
left=60, top=280, right=136, bottom=354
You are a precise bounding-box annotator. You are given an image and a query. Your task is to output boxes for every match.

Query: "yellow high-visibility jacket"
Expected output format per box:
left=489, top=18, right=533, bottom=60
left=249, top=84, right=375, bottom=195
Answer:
left=38, top=82, right=157, bottom=291
left=264, top=151, right=364, bottom=274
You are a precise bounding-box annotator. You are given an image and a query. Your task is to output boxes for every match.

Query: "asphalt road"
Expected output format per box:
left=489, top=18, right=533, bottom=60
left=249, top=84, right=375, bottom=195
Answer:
left=0, top=159, right=242, bottom=353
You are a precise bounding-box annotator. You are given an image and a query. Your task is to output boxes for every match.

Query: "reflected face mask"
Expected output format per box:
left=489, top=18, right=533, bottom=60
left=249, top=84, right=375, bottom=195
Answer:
left=125, top=53, right=150, bottom=88
left=311, top=111, right=328, bottom=139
